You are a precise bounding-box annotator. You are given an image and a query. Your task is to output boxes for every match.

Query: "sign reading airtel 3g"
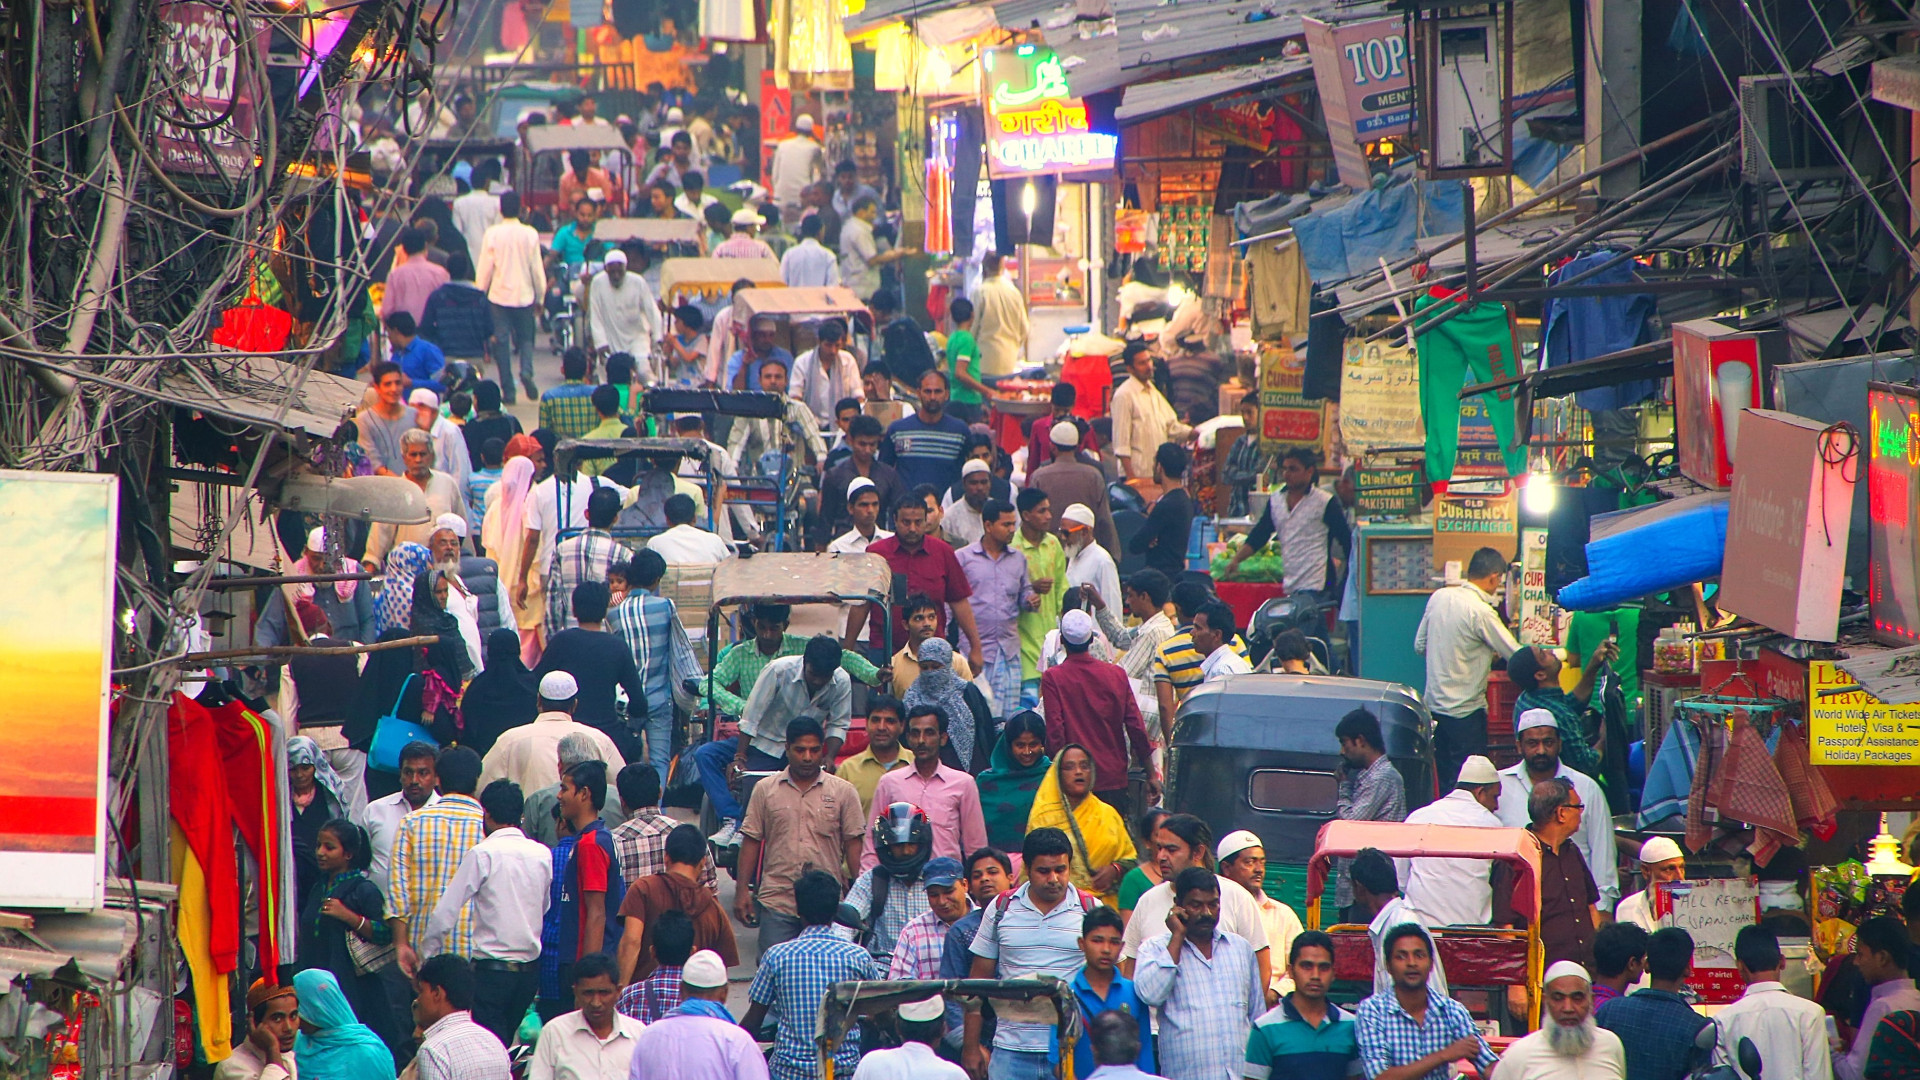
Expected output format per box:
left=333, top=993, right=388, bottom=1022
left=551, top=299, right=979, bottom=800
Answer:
left=981, top=45, right=1119, bottom=179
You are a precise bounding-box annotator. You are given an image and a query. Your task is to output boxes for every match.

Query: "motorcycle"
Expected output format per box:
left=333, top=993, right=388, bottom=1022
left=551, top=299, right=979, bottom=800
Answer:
left=1691, top=1021, right=1764, bottom=1080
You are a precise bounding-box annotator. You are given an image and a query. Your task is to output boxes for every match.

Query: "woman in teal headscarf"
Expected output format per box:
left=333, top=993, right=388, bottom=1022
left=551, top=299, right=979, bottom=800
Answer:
left=291, top=968, right=396, bottom=1079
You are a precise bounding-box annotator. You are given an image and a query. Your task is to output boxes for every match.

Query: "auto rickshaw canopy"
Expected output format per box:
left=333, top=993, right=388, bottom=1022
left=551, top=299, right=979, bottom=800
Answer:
left=1306, top=820, right=1543, bottom=921
left=814, top=977, right=1079, bottom=1080
left=659, top=257, right=783, bottom=304
left=733, top=286, right=868, bottom=321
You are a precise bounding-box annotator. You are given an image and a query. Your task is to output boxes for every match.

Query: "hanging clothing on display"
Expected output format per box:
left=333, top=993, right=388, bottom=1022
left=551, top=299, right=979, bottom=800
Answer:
left=1302, top=294, right=1345, bottom=401
left=1541, top=252, right=1658, bottom=412
left=1412, top=291, right=1527, bottom=483
left=212, top=699, right=291, bottom=974
left=1248, top=241, right=1312, bottom=341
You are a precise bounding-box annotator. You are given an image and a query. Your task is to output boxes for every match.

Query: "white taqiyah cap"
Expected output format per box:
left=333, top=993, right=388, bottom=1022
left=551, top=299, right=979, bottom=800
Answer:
left=603, top=247, right=628, bottom=265
left=408, top=388, right=441, bottom=410
left=1516, top=707, right=1558, bottom=734
left=306, top=527, right=328, bottom=553
left=961, top=458, right=991, bottom=477
left=1061, top=609, right=1096, bottom=646
left=667, top=106, right=685, bottom=122
left=898, top=995, right=945, bottom=1022
left=539, top=670, right=580, bottom=700
left=1456, top=755, right=1500, bottom=785
left=682, top=950, right=728, bottom=988
left=1050, top=419, right=1081, bottom=447
left=1640, top=836, right=1685, bottom=864
left=1544, top=960, right=1591, bottom=986
left=794, top=114, right=816, bottom=133
left=1216, top=830, right=1262, bottom=862
left=731, top=207, right=765, bottom=226
left=847, top=476, right=877, bottom=497
left=1061, top=503, right=1095, bottom=529
left=432, top=513, right=469, bottom=538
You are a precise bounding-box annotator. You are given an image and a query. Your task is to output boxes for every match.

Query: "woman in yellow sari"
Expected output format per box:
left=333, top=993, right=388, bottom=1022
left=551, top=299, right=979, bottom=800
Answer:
left=1027, top=743, right=1138, bottom=907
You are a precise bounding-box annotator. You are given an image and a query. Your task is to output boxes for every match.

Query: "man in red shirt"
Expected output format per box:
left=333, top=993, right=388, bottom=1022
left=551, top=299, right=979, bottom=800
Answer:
left=1040, top=609, right=1158, bottom=810
left=850, top=494, right=985, bottom=672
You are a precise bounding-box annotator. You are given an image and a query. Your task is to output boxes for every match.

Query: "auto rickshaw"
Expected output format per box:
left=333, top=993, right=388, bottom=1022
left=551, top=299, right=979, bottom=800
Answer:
left=814, top=977, right=1082, bottom=1080
left=519, top=124, right=637, bottom=222
left=693, top=552, right=894, bottom=866
left=1306, top=818, right=1545, bottom=1034
left=659, top=256, right=784, bottom=337
left=550, top=436, right=726, bottom=545
left=1166, top=673, right=1437, bottom=912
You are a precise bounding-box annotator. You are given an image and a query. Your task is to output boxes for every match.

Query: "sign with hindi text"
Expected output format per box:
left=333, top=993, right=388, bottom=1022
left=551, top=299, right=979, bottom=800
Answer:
left=980, top=45, right=1118, bottom=179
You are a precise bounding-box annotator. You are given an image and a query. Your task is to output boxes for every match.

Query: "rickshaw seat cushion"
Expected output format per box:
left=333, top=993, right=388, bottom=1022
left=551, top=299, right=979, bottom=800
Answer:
left=1329, top=927, right=1528, bottom=985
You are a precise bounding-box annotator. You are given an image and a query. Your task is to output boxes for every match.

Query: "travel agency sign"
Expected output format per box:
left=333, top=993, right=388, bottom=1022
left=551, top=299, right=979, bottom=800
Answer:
left=981, top=44, right=1119, bottom=178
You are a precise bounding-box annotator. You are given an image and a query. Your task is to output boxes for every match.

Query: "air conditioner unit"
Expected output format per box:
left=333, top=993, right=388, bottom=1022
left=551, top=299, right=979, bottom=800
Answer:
left=1738, top=74, right=1846, bottom=184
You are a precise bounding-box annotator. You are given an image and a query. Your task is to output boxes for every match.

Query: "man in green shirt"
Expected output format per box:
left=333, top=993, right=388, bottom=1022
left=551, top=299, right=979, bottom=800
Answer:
left=577, top=384, right=629, bottom=476
left=700, top=601, right=885, bottom=717
left=1012, top=488, right=1065, bottom=706
left=946, top=297, right=992, bottom=425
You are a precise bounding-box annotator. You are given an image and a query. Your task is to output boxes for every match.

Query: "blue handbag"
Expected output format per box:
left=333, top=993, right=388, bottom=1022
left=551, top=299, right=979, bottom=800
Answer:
left=368, top=674, right=437, bottom=772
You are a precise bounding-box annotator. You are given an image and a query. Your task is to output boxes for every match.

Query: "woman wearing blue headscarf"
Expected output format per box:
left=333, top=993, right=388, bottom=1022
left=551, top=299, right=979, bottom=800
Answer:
left=295, top=820, right=403, bottom=1063
left=291, top=969, right=396, bottom=1079
left=372, top=542, right=434, bottom=636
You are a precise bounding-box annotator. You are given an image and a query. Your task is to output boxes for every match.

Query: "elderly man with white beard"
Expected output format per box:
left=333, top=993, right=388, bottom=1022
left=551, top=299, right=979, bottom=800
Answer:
left=1490, top=961, right=1626, bottom=1080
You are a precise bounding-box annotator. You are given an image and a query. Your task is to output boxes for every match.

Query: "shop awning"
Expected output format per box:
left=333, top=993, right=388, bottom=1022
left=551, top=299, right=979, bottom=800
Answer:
left=1109, top=0, right=1389, bottom=70
left=1115, top=55, right=1313, bottom=122
left=158, top=355, right=365, bottom=440
left=844, top=0, right=982, bottom=36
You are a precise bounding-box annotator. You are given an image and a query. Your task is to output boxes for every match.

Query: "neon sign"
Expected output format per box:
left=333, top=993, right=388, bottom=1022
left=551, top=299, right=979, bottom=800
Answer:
left=981, top=45, right=1118, bottom=179
left=1868, top=384, right=1920, bottom=643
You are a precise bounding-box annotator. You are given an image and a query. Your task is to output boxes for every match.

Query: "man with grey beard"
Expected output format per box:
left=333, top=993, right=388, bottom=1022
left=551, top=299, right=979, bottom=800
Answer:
left=1488, top=961, right=1626, bottom=1080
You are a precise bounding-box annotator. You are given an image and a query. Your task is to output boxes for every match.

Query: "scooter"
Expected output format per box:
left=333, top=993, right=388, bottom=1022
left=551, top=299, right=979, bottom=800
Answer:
left=1691, top=1021, right=1764, bottom=1080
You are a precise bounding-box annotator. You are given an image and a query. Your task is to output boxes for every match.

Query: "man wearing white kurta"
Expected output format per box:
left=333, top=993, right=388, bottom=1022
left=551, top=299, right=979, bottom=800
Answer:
left=586, top=250, right=661, bottom=378
left=1495, top=708, right=1620, bottom=912
left=1395, top=755, right=1507, bottom=926
left=1110, top=342, right=1187, bottom=480
left=1062, top=503, right=1122, bottom=617
left=973, top=253, right=1029, bottom=376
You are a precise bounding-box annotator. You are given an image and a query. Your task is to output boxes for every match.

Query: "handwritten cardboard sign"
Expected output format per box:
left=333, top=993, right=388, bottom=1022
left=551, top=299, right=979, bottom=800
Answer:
left=1340, top=340, right=1423, bottom=452
left=1652, top=877, right=1758, bottom=1004
left=1518, top=527, right=1558, bottom=644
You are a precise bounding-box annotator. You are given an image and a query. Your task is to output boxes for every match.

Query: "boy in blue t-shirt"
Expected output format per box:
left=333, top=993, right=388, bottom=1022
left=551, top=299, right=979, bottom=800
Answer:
left=1058, top=906, right=1156, bottom=1078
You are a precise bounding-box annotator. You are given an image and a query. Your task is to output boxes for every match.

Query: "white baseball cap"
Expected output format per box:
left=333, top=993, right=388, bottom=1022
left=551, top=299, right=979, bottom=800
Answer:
left=1640, top=836, right=1685, bottom=864
left=1061, top=609, right=1096, bottom=646
left=539, top=671, right=580, bottom=700
left=1050, top=419, right=1081, bottom=447
left=682, top=950, right=728, bottom=988
left=1456, top=755, right=1500, bottom=785
left=1216, top=830, right=1262, bottom=862
left=432, top=513, right=468, bottom=539
left=961, top=458, right=991, bottom=477
left=794, top=114, right=816, bottom=133
left=1060, top=503, right=1096, bottom=529
left=408, top=388, right=441, bottom=410
left=898, top=995, right=945, bottom=1022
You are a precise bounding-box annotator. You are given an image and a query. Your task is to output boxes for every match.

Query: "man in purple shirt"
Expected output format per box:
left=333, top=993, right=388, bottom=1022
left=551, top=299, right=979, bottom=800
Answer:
left=1836, top=916, right=1920, bottom=1080
left=623, top=950, right=767, bottom=1080
left=382, top=227, right=451, bottom=323
left=953, top=498, right=1034, bottom=724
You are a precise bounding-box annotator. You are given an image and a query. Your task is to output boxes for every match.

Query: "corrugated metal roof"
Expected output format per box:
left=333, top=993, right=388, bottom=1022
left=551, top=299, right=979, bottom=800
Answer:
left=1108, top=0, right=1389, bottom=70
left=1114, top=54, right=1313, bottom=120
left=845, top=0, right=980, bottom=35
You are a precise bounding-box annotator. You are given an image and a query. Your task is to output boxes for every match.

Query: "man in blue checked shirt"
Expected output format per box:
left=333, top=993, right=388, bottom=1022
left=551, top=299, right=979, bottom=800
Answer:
left=1354, top=924, right=1495, bottom=1080
left=606, top=549, right=702, bottom=781
left=742, top=869, right=877, bottom=1080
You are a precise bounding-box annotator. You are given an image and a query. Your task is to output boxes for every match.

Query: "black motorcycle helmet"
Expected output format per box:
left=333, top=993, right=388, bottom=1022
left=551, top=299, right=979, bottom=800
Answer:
left=873, top=802, right=934, bottom=879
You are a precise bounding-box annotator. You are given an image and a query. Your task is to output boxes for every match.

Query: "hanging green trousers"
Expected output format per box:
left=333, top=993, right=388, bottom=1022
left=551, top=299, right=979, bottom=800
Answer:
left=1413, top=293, right=1529, bottom=483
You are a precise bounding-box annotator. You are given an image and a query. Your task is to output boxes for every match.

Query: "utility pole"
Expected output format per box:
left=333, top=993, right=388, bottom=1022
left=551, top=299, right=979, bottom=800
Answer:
left=1583, top=0, right=1642, bottom=201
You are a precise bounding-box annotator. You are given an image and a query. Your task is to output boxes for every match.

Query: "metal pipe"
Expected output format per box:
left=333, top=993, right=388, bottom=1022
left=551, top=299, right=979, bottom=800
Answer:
left=200, top=572, right=377, bottom=589
left=174, top=635, right=440, bottom=665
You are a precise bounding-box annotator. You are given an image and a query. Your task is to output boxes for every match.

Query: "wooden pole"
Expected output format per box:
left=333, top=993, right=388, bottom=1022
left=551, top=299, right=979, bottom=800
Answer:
left=177, top=634, right=439, bottom=664
left=200, top=572, right=377, bottom=589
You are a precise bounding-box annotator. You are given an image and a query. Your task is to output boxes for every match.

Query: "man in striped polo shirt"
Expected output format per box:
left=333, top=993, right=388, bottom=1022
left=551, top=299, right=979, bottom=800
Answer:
left=1151, top=580, right=1250, bottom=733
left=1245, top=930, right=1362, bottom=1080
left=882, top=368, right=972, bottom=495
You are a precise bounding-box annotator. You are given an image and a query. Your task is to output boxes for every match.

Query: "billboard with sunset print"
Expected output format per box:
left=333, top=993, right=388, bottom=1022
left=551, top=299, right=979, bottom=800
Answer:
left=0, top=471, right=114, bottom=908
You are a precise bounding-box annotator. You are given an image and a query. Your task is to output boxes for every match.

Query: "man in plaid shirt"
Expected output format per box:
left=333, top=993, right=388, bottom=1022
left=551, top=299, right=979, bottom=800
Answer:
left=743, top=870, right=878, bottom=1080
left=545, top=486, right=631, bottom=635
left=616, top=909, right=695, bottom=1023
left=888, top=856, right=974, bottom=979
left=607, top=549, right=703, bottom=779
left=609, top=762, right=717, bottom=894
left=538, top=348, right=601, bottom=439
left=390, top=747, right=488, bottom=973
left=1354, top=924, right=1494, bottom=1080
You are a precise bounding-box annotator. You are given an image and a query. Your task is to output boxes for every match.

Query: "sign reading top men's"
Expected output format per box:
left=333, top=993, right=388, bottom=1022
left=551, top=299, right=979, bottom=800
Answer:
left=1304, top=16, right=1414, bottom=189
left=980, top=44, right=1119, bottom=179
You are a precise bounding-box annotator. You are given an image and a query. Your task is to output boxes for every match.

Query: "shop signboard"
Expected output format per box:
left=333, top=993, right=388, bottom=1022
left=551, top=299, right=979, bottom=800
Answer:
left=1868, top=383, right=1920, bottom=644
left=1651, top=878, right=1759, bottom=1004
left=1518, top=527, right=1557, bottom=644
left=1671, top=318, right=1785, bottom=489
left=1257, top=343, right=1328, bottom=454
left=1340, top=339, right=1423, bottom=452
left=760, top=70, right=793, bottom=150
left=980, top=45, right=1118, bottom=180
left=1432, top=485, right=1516, bottom=579
left=154, top=1, right=263, bottom=177
left=1304, top=16, right=1413, bottom=189
left=1807, top=660, right=1920, bottom=766
left=1356, top=462, right=1423, bottom=516
left=0, top=471, right=115, bottom=909
left=1718, top=410, right=1855, bottom=642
